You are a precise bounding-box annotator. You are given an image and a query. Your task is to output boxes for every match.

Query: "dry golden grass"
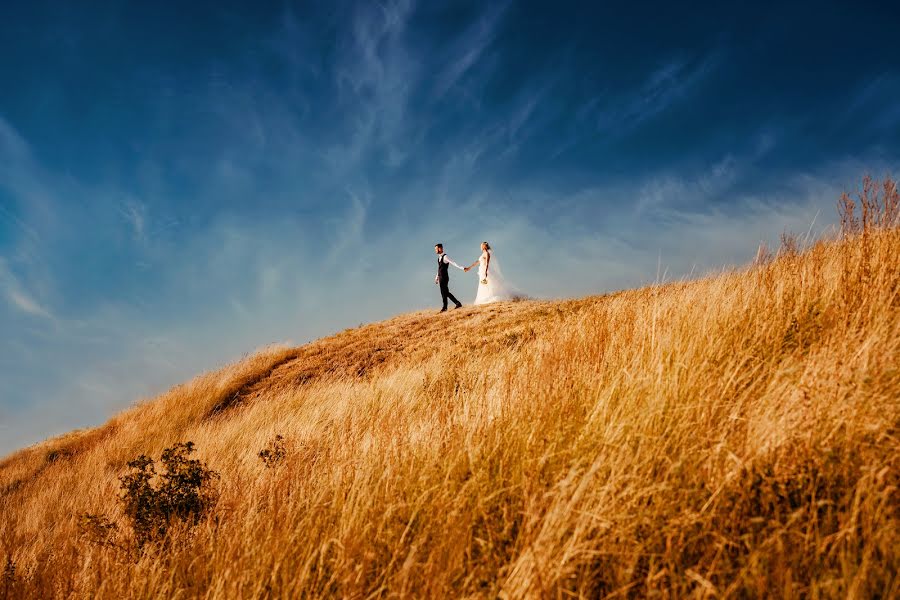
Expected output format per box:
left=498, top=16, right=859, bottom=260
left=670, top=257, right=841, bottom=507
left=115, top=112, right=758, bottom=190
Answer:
left=1, top=185, right=898, bottom=598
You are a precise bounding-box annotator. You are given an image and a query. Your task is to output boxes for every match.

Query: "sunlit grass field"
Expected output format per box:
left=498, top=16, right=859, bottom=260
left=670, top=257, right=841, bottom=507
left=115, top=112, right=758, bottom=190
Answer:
left=1, top=180, right=898, bottom=598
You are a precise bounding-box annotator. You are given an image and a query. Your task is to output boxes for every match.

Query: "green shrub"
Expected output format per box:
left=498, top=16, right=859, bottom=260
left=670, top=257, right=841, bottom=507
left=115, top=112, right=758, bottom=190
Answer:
left=119, top=442, right=218, bottom=547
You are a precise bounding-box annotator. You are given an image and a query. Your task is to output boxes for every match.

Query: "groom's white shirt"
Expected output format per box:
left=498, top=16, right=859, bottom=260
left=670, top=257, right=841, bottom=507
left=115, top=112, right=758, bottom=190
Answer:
left=438, top=253, right=465, bottom=271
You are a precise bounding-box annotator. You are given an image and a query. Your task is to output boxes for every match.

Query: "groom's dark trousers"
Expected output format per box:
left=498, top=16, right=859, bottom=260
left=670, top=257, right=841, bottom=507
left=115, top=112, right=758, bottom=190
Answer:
left=439, top=278, right=461, bottom=310
left=437, top=253, right=461, bottom=310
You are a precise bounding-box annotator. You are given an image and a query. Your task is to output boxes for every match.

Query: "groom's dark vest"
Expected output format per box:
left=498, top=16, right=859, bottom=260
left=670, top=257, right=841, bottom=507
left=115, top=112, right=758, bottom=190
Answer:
left=437, top=255, right=450, bottom=282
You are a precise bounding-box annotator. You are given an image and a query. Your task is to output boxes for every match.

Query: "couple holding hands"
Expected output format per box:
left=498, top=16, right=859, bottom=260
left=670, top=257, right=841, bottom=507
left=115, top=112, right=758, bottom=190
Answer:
left=433, top=241, right=522, bottom=312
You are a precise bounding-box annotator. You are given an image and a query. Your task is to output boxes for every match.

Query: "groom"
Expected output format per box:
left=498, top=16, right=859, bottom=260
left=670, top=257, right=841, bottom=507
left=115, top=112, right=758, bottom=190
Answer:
left=434, top=243, right=464, bottom=312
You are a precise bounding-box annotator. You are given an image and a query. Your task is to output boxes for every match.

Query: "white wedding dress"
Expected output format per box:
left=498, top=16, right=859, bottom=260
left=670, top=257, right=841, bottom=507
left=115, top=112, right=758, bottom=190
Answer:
left=474, top=250, right=524, bottom=305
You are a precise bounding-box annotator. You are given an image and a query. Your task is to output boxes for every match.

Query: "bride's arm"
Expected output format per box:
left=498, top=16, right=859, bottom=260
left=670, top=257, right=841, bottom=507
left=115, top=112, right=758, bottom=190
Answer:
left=484, top=252, right=490, bottom=276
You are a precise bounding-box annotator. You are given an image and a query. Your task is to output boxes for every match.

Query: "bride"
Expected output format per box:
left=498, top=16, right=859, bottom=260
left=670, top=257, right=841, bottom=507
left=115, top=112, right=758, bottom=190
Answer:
left=464, top=242, right=524, bottom=305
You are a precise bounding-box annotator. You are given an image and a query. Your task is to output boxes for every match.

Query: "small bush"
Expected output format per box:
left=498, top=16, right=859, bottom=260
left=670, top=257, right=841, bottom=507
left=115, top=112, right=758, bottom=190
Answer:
left=258, top=435, right=287, bottom=468
left=119, top=442, right=218, bottom=548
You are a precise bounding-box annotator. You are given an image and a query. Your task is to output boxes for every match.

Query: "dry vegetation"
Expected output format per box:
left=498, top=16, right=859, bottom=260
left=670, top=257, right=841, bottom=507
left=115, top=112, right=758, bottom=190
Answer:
left=1, top=178, right=898, bottom=598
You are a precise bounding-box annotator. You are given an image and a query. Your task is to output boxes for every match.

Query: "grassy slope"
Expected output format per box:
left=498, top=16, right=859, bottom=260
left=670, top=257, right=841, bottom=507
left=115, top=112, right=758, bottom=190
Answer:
left=1, top=227, right=898, bottom=598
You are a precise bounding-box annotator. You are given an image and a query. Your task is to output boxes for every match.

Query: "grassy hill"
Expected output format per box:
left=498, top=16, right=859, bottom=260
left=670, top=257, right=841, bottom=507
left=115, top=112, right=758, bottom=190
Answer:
left=1, top=191, right=898, bottom=598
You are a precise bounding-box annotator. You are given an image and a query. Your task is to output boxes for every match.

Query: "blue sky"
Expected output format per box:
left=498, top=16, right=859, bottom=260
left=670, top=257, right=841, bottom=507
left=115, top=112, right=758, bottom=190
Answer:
left=1, top=0, right=899, bottom=454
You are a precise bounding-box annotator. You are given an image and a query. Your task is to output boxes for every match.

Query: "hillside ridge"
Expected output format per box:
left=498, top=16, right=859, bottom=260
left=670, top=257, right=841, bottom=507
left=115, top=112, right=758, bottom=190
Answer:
left=1, top=225, right=898, bottom=598
left=3, top=295, right=599, bottom=464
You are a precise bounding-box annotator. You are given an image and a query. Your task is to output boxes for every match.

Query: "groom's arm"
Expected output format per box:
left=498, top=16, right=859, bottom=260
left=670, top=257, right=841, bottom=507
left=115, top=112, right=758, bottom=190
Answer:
left=444, top=255, right=466, bottom=271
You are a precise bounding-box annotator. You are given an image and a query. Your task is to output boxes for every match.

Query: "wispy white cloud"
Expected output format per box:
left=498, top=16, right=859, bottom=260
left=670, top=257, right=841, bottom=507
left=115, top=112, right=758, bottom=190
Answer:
left=593, top=51, right=722, bottom=136
left=0, top=115, right=59, bottom=238
left=325, top=189, right=370, bottom=267
left=548, top=52, right=723, bottom=161
left=119, top=198, right=147, bottom=242
left=632, top=153, right=739, bottom=217
left=0, top=257, right=55, bottom=321
left=329, top=0, right=419, bottom=171
left=432, top=0, right=511, bottom=100
left=0, top=115, right=30, bottom=163
left=7, top=288, right=53, bottom=320
left=843, top=73, right=900, bottom=133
